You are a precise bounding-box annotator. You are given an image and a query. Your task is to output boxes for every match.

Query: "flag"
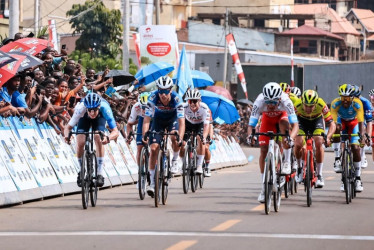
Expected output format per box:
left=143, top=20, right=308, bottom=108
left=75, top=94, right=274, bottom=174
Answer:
left=176, top=46, right=193, bottom=96
left=291, top=36, right=294, bottom=87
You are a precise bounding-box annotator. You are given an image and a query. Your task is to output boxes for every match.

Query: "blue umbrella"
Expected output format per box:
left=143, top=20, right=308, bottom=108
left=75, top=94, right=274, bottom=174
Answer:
left=172, top=70, right=214, bottom=88
left=200, top=90, right=240, bottom=124
left=135, top=62, right=174, bottom=86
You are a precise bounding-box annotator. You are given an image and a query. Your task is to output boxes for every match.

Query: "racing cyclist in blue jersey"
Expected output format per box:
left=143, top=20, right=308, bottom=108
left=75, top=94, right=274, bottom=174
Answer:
left=64, top=92, right=119, bottom=187
left=352, top=85, right=372, bottom=169
left=142, top=76, right=185, bottom=197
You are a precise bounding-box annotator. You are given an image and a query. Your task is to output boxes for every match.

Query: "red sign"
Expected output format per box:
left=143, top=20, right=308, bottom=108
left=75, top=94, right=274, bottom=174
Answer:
left=146, top=43, right=171, bottom=57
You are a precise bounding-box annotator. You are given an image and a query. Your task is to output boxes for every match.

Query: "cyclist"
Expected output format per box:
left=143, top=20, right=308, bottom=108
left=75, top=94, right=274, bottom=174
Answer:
left=180, top=89, right=210, bottom=174
left=126, top=92, right=151, bottom=165
left=247, top=82, right=299, bottom=203
left=280, top=82, right=299, bottom=105
left=142, top=76, right=185, bottom=197
left=280, top=82, right=291, bottom=94
left=294, top=90, right=336, bottom=187
left=290, top=86, right=302, bottom=98
left=369, top=89, right=374, bottom=163
left=352, top=85, right=372, bottom=169
left=204, top=108, right=214, bottom=177
left=331, top=84, right=365, bottom=192
left=64, top=92, right=119, bottom=187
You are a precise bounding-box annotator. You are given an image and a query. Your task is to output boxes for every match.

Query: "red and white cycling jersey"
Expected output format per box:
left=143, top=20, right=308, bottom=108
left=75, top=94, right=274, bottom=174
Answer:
left=183, top=102, right=210, bottom=125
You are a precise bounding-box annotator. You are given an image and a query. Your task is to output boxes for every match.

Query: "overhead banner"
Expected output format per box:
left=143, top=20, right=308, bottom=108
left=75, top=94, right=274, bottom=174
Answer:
left=226, top=33, right=248, bottom=99
left=48, top=19, right=59, bottom=51
left=139, top=25, right=178, bottom=67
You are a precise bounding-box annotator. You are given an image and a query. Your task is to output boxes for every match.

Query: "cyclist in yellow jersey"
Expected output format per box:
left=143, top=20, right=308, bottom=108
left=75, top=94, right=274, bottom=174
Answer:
left=330, top=84, right=365, bottom=192
left=294, top=90, right=336, bottom=187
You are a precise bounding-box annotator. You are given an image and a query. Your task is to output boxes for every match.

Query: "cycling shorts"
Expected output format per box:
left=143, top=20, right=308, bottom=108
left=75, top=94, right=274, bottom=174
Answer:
left=136, top=117, right=144, bottom=145
left=340, top=118, right=359, bottom=145
left=149, top=116, right=179, bottom=145
left=259, top=111, right=288, bottom=146
left=77, top=113, right=106, bottom=133
left=298, top=115, right=325, bottom=136
left=183, top=120, right=204, bottom=141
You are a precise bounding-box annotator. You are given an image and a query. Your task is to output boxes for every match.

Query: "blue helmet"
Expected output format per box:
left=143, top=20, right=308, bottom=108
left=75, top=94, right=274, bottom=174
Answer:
left=84, top=93, right=101, bottom=109
left=352, top=85, right=361, bottom=97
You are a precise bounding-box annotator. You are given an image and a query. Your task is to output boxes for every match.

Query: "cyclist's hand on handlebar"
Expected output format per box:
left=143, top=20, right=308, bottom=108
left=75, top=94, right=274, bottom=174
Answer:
left=325, top=137, right=332, bottom=147
left=247, top=135, right=256, bottom=146
left=102, top=135, right=110, bottom=145
left=64, top=132, right=72, bottom=145
left=142, top=132, right=149, bottom=145
left=126, top=133, right=133, bottom=143
left=365, top=133, right=371, bottom=146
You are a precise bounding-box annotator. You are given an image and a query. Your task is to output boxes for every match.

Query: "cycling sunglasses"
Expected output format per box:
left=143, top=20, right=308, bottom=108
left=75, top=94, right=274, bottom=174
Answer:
left=264, top=100, right=279, bottom=105
left=188, top=99, right=199, bottom=104
left=88, top=107, right=99, bottom=112
left=341, top=96, right=351, bottom=102
left=158, top=88, right=171, bottom=95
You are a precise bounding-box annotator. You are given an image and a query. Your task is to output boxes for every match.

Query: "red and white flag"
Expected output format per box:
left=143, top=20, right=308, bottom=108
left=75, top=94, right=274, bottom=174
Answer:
left=226, top=33, right=248, bottom=99
left=290, top=36, right=294, bottom=87
left=133, top=33, right=141, bottom=67
left=48, top=20, right=58, bottom=51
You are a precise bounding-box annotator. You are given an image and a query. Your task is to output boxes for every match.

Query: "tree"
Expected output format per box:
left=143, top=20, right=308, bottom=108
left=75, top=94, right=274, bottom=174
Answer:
left=67, top=0, right=123, bottom=58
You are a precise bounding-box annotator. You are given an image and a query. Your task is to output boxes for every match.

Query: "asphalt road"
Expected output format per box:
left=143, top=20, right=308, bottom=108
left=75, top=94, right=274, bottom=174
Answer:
left=1, top=147, right=374, bottom=250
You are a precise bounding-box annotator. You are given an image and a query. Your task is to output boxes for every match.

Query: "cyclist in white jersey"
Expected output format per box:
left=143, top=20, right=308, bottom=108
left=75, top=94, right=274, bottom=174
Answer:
left=247, top=82, right=299, bottom=203
left=180, top=89, right=210, bottom=174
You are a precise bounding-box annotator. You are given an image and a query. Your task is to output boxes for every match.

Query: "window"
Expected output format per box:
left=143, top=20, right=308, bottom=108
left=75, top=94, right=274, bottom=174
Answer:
left=369, top=41, right=374, bottom=50
left=254, top=19, right=265, bottom=28
left=294, top=39, right=318, bottom=54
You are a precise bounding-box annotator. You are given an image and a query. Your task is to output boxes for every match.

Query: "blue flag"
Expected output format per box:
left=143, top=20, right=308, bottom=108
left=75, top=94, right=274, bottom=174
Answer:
left=176, top=46, right=194, bottom=97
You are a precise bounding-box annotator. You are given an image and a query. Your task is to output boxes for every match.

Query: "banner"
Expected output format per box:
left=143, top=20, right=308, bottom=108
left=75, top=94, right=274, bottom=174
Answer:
left=139, top=25, right=178, bottom=67
left=226, top=33, right=248, bottom=98
left=48, top=19, right=59, bottom=51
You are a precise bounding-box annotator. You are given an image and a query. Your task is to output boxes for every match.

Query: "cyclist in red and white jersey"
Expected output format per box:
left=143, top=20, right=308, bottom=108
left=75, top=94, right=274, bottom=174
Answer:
left=247, top=82, right=299, bottom=203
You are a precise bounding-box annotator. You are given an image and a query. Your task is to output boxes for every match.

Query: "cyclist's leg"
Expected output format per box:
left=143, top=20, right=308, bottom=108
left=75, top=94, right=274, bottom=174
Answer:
left=332, top=117, right=342, bottom=170
left=279, top=112, right=292, bottom=174
left=348, top=120, right=363, bottom=191
left=136, top=117, right=144, bottom=165
left=360, top=122, right=367, bottom=168
left=294, top=128, right=305, bottom=183
left=180, top=120, right=193, bottom=158
left=196, top=123, right=205, bottom=174
left=314, top=123, right=326, bottom=187
left=92, top=116, right=107, bottom=186
left=75, top=115, right=92, bottom=186
left=169, top=118, right=181, bottom=174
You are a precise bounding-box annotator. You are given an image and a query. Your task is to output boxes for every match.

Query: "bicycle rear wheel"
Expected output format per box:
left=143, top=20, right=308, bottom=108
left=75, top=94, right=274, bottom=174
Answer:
left=182, top=147, right=190, bottom=194
left=306, top=151, right=312, bottom=207
left=81, top=151, right=90, bottom=209
left=342, top=150, right=351, bottom=204
left=264, top=155, right=272, bottom=215
left=162, top=154, right=170, bottom=205
left=90, top=153, right=98, bottom=207
left=191, top=149, right=198, bottom=193
left=138, top=148, right=148, bottom=200
left=199, top=160, right=205, bottom=188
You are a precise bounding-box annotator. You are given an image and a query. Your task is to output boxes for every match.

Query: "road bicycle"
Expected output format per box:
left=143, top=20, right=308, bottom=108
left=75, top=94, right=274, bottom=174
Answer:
left=284, top=146, right=297, bottom=198
left=253, top=129, right=289, bottom=215
left=69, top=130, right=105, bottom=209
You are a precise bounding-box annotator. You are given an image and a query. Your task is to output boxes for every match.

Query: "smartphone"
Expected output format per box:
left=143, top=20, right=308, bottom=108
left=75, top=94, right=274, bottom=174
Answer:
left=61, top=44, right=66, bottom=50
left=36, top=88, right=41, bottom=95
left=68, top=96, right=76, bottom=108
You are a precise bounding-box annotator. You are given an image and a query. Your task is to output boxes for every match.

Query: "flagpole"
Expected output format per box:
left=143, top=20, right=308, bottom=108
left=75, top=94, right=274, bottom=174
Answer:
left=290, top=36, right=294, bottom=87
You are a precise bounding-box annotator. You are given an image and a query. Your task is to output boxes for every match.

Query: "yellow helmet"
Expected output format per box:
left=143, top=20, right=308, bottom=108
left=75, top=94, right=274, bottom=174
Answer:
left=279, top=82, right=290, bottom=93
left=338, top=84, right=354, bottom=97
left=139, top=92, right=150, bottom=105
left=302, top=90, right=319, bottom=105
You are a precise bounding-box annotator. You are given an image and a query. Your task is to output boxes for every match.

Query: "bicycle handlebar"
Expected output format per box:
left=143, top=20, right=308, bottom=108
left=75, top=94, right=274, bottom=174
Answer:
left=143, top=131, right=180, bottom=142
left=68, top=130, right=105, bottom=141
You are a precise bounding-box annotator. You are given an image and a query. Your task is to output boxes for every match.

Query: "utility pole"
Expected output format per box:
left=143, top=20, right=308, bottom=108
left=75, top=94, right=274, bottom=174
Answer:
left=9, top=0, right=20, bottom=38
left=34, top=0, right=40, bottom=35
left=122, top=0, right=130, bottom=71
left=222, top=8, right=229, bottom=89
left=155, top=0, right=160, bottom=25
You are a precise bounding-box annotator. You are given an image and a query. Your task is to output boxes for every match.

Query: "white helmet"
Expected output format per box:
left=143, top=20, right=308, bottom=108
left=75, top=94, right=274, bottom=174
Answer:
left=291, top=86, right=302, bottom=97
left=369, top=88, right=374, bottom=97
left=156, top=76, right=173, bottom=89
left=263, top=82, right=282, bottom=100
left=185, top=88, right=201, bottom=100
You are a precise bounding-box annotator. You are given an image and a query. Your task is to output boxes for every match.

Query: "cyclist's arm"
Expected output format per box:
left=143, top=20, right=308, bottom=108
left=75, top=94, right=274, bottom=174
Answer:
left=326, top=120, right=336, bottom=142
left=330, top=98, right=340, bottom=122
left=178, top=117, right=185, bottom=142
left=108, top=127, right=119, bottom=141
left=142, top=116, right=151, bottom=138
left=290, top=122, right=299, bottom=140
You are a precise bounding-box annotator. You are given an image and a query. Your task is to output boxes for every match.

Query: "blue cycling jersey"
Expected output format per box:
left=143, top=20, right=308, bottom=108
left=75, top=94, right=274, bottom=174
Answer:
left=359, top=96, right=373, bottom=122
left=145, top=90, right=184, bottom=120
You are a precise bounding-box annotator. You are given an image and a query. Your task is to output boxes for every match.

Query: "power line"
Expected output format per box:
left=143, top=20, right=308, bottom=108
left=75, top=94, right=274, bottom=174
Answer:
left=26, top=0, right=69, bottom=29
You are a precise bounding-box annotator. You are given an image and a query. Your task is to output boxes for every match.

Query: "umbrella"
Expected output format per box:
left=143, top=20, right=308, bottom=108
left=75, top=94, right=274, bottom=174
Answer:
left=135, top=62, right=174, bottom=86
left=0, top=51, right=17, bottom=68
left=206, top=85, right=233, bottom=100
left=172, top=70, right=214, bottom=88
left=200, top=90, right=239, bottom=124
left=237, top=99, right=253, bottom=106
left=0, top=38, right=52, bottom=56
left=7, top=52, right=43, bottom=72
left=105, top=69, right=136, bottom=87
left=0, top=56, right=24, bottom=87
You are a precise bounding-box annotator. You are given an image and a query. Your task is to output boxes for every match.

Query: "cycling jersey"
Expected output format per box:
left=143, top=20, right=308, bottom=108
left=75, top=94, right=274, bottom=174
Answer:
left=145, top=90, right=184, bottom=120
left=128, top=101, right=144, bottom=124
left=68, top=99, right=117, bottom=129
left=294, top=97, right=333, bottom=123
left=359, top=96, right=373, bottom=123
left=249, top=92, right=298, bottom=127
left=183, top=102, right=210, bottom=125
left=288, top=92, right=299, bottom=105
left=330, top=97, right=364, bottom=123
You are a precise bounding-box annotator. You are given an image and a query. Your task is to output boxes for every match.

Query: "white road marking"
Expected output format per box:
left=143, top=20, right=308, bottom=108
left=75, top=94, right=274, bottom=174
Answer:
left=1, top=231, right=374, bottom=241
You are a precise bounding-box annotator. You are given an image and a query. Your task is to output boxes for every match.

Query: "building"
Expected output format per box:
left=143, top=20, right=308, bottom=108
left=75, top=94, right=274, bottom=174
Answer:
left=294, top=0, right=357, bottom=17
left=346, top=8, right=374, bottom=52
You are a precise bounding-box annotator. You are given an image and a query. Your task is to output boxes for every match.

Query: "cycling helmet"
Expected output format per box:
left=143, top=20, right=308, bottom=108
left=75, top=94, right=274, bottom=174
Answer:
left=352, top=85, right=361, bottom=97
left=279, top=82, right=290, bottom=93
left=369, top=88, right=374, bottom=97
left=338, top=84, right=354, bottom=97
left=156, top=76, right=173, bottom=89
left=263, top=82, right=282, bottom=101
left=291, top=86, right=302, bottom=97
left=139, top=92, right=150, bottom=105
left=84, top=92, right=101, bottom=109
left=302, top=90, right=319, bottom=105
left=185, top=88, right=201, bottom=100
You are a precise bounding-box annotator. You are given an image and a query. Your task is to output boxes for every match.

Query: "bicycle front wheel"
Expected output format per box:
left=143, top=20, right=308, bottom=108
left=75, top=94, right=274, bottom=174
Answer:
left=199, top=160, right=205, bottom=188
left=90, top=153, right=98, bottom=207
left=306, top=151, right=312, bottom=207
left=182, top=147, right=190, bottom=194
left=81, top=151, right=90, bottom=209
left=162, top=154, right=170, bottom=205
left=154, top=152, right=162, bottom=207
left=342, top=150, right=351, bottom=204
left=138, top=148, right=148, bottom=200
left=264, top=155, right=272, bottom=215
left=191, top=149, right=198, bottom=193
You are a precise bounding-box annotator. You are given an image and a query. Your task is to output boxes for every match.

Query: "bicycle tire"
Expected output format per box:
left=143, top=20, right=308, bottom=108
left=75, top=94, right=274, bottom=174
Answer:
left=154, top=152, right=162, bottom=207
left=199, top=160, right=205, bottom=188
left=90, top=153, right=98, bottom=207
left=191, top=149, right=198, bottom=193
left=342, top=150, right=350, bottom=204
left=138, top=147, right=148, bottom=200
left=264, top=155, right=272, bottom=215
left=274, top=150, right=282, bottom=212
left=349, top=154, right=356, bottom=200
left=294, top=176, right=298, bottom=194
left=81, top=151, right=90, bottom=209
left=306, top=151, right=312, bottom=207
left=162, top=154, right=169, bottom=205
left=284, top=177, right=289, bottom=198
left=182, top=147, right=190, bottom=194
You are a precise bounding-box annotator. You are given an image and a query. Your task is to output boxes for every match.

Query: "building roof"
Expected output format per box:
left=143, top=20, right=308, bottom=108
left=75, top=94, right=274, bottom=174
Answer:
left=349, top=8, right=374, bottom=32
left=294, top=4, right=360, bottom=35
left=279, top=25, right=344, bottom=40
left=367, top=33, right=374, bottom=41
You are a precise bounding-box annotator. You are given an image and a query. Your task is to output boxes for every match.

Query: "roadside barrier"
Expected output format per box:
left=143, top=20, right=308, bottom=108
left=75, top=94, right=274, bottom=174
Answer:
left=0, top=117, right=247, bottom=206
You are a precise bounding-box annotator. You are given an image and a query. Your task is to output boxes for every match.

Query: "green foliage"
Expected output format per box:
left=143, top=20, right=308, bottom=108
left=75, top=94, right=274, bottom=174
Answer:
left=37, top=26, right=48, bottom=39
left=141, top=56, right=152, bottom=65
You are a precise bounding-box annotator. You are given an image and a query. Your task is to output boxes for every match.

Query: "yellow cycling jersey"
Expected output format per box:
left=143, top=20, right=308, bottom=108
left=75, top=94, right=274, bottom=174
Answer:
left=294, top=97, right=333, bottom=122
left=288, top=93, right=299, bottom=105
left=330, top=97, right=364, bottom=123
